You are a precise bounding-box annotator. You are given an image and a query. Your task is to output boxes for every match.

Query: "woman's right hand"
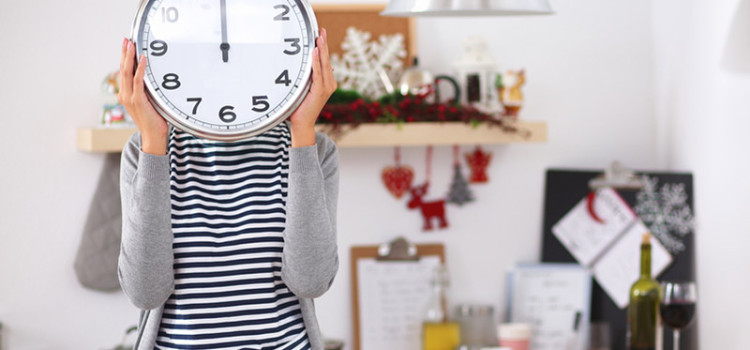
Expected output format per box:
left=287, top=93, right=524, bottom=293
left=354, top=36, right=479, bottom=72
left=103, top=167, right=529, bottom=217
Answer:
left=118, top=38, right=169, bottom=155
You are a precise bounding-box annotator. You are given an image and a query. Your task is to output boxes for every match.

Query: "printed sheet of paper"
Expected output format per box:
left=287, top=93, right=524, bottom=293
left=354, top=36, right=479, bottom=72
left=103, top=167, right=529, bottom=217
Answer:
left=592, top=220, right=673, bottom=308
left=509, top=265, right=592, bottom=350
left=552, top=188, right=637, bottom=267
left=357, top=256, right=441, bottom=350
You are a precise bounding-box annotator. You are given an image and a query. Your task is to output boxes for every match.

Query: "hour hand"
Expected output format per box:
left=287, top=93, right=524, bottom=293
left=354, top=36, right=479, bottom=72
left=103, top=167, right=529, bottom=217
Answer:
left=221, top=42, right=230, bottom=62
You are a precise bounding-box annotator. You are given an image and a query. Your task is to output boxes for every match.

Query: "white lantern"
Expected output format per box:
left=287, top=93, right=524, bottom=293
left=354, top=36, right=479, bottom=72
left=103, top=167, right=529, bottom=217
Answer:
left=452, top=36, right=503, bottom=113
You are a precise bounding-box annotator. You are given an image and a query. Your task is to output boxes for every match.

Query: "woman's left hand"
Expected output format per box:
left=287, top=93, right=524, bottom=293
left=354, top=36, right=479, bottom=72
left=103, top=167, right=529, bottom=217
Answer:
left=289, top=28, right=337, bottom=148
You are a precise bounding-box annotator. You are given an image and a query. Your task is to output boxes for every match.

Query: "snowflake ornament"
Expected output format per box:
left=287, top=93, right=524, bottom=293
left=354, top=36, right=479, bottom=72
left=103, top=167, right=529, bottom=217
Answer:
left=634, top=176, right=695, bottom=254
left=330, top=27, right=406, bottom=99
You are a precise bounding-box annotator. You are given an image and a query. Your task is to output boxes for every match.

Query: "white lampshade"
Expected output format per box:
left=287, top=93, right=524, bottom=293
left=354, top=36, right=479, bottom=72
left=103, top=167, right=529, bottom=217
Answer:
left=722, top=0, right=750, bottom=74
left=381, top=0, right=553, bottom=17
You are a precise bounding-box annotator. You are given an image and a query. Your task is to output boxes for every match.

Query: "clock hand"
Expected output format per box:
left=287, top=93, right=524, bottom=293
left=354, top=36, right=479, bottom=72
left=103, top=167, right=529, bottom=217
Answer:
left=220, top=0, right=229, bottom=62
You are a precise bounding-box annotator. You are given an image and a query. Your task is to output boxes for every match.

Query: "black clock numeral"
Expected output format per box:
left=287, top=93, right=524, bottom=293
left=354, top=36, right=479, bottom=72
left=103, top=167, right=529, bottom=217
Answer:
left=187, top=98, right=202, bottom=115
left=274, top=5, right=290, bottom=21
left=150, top=40, right=168, bottom=57
left=219, top=105, right=237, bottom=123
left=162, top=7, right=179, bottom=23
left=162, top=73, right=181, bottom=90
left=252, top=96, right=270, bottom=112
left=283, top=38, right=301, bottom=55
left=275, top=70, right=291, bottom=86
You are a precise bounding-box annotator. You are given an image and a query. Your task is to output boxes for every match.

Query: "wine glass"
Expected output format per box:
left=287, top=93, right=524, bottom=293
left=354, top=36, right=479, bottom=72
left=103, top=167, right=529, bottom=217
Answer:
left=660, top=281, right=697, bottom=350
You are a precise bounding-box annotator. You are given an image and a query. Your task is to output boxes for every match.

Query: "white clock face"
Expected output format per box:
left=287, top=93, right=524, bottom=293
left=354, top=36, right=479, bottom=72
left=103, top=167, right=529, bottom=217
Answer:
left=133, top=0, right=316, bottom=140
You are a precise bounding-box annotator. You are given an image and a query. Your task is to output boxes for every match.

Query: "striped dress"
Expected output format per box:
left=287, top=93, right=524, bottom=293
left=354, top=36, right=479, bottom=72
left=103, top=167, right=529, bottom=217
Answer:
left=155, top=123, right=310, bottom=350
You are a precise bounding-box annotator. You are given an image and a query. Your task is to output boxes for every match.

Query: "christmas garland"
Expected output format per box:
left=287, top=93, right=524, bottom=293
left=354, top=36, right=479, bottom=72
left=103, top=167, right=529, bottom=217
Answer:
left=315, top=89, right=529, bottom=138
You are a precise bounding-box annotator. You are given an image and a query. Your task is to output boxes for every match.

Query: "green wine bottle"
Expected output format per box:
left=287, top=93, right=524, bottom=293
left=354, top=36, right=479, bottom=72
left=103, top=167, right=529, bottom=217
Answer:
left=627, top=232, right=661, bottom=350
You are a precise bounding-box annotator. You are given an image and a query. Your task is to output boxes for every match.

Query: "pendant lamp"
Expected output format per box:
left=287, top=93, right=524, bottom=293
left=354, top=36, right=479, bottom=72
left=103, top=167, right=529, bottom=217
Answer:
left=381, top=0, right=553, bottom=17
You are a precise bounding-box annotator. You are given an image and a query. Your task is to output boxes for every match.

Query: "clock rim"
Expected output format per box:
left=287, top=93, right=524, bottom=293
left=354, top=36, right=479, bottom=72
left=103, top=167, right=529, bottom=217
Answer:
left=130, top=0, right=319, bottom=142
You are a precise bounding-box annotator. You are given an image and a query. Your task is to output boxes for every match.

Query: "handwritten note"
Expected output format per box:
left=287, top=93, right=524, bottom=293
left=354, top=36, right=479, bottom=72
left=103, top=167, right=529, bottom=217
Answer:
left=357, top=256, right=441, bottom=350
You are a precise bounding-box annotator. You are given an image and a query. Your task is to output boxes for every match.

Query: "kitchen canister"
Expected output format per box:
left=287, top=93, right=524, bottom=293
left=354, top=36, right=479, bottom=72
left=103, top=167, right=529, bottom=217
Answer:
left=455, top=305, right=498, bottom=346
left=497, top=323, right=532, bottom=350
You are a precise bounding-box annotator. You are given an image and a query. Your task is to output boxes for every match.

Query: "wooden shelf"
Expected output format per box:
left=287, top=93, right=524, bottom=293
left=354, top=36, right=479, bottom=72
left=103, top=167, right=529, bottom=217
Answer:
left=76, top=121, right=547, bottom=152
left=77, top=127, right=139, bottom=153
left=323, top=121, right=546, bottom=147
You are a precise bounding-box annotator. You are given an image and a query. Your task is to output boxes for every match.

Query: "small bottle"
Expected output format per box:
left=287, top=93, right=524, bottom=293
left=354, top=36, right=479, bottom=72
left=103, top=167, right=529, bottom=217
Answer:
left=627, top=233, right=661, bottom=350
left=422, top=265, right=461, bottom=350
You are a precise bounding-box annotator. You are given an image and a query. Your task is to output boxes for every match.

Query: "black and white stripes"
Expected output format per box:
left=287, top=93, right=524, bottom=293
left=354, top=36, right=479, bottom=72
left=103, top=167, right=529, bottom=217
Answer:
left=156, top=123, right=310, bottom=350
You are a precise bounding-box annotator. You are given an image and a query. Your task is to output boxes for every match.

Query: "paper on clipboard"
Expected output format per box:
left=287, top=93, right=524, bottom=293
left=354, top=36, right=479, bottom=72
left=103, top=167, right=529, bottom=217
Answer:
left=357, top=256, right=441, bottom=350
left=552, top=188, right=636, bottom=266
left=508, top=264, right=592, bottom=350
left=591, top=220, right=673, bottom=308
left=552, top=188, right=673, bottom=308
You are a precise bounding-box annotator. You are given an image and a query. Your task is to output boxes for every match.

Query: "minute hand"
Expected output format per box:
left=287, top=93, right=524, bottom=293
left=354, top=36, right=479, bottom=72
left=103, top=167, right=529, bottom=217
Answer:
left=220, top=0, right=229, bottom=62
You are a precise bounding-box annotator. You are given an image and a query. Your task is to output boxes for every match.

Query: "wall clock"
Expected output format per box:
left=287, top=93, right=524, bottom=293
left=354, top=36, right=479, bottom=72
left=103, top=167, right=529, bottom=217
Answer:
left=131, top=0, right=318, bottom=141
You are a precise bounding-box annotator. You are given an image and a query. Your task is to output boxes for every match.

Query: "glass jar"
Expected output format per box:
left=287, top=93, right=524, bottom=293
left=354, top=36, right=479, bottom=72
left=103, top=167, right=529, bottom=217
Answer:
left=454, top=304, right=498, bottom=347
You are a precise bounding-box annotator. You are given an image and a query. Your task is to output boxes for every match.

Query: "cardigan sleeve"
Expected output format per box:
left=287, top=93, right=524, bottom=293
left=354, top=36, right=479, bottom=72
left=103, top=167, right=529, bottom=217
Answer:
left=118, top=132, right=175, bottom=310
left=281, top=131, right=340, bottom=298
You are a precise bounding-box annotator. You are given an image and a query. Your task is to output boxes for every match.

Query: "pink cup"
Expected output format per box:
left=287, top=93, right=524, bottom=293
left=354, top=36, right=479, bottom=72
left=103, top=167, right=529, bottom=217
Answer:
left=498, top=323, right=532, bottom=350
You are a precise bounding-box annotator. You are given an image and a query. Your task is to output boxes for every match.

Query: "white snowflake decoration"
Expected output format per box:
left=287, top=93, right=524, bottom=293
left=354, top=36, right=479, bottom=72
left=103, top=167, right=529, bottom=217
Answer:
left=634, top=176, right=695, bottom=254
left=330, top=27, right=406, bottom=99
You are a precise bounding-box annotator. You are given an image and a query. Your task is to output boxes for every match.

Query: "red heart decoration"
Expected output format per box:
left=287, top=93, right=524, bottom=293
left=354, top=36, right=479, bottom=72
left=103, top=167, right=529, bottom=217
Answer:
left=382, top=166, right=415, bottom=199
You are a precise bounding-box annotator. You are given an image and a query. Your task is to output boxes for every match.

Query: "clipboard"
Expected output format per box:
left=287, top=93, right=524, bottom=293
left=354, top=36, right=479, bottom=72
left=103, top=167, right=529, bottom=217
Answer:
left=351, top=237, right=445, bottom=350
left=542, top=169, right=697, bottom=350
left=507, top=263, right=592, bottom=350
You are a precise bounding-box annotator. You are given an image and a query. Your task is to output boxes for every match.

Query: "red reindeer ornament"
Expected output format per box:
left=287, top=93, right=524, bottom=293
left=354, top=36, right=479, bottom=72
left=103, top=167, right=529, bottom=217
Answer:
left=407, top=182, right=449, bottom=231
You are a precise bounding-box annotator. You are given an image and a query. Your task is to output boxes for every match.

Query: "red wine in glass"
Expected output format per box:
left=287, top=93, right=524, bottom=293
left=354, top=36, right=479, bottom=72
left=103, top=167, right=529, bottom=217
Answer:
left=660, top=302, right=696, bottom=330
left=660, top=281, right=697, bottom=350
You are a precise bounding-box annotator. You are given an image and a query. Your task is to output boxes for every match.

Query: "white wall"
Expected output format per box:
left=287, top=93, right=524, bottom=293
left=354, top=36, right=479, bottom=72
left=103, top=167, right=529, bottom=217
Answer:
left=653, top=0, right=750, bottom=348
left=0, top=0, right=658, bottom=349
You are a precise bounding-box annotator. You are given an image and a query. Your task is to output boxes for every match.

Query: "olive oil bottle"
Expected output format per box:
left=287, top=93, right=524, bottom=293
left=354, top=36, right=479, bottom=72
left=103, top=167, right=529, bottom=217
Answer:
left=627, top=233, right=661, bottom=350
left=422, top=265, right=460, bottom=350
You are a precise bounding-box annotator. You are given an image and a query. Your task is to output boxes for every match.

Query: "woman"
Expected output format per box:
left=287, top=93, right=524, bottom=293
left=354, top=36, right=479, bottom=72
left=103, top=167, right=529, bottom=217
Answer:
left=117, top=28, right=339, bottom=350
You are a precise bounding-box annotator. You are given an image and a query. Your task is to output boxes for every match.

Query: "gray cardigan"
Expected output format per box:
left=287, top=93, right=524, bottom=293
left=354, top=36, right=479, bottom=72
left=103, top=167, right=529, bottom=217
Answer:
left=118, top=127, right=339, bottom=350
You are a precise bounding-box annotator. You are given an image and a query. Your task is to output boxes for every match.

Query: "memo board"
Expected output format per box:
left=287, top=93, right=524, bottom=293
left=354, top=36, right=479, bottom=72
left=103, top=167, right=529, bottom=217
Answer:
left=312, top=4, right=417, bottom=67
left=542, top=169, right=697, bottom=350
left=351, top=241, right=445, bottom=350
